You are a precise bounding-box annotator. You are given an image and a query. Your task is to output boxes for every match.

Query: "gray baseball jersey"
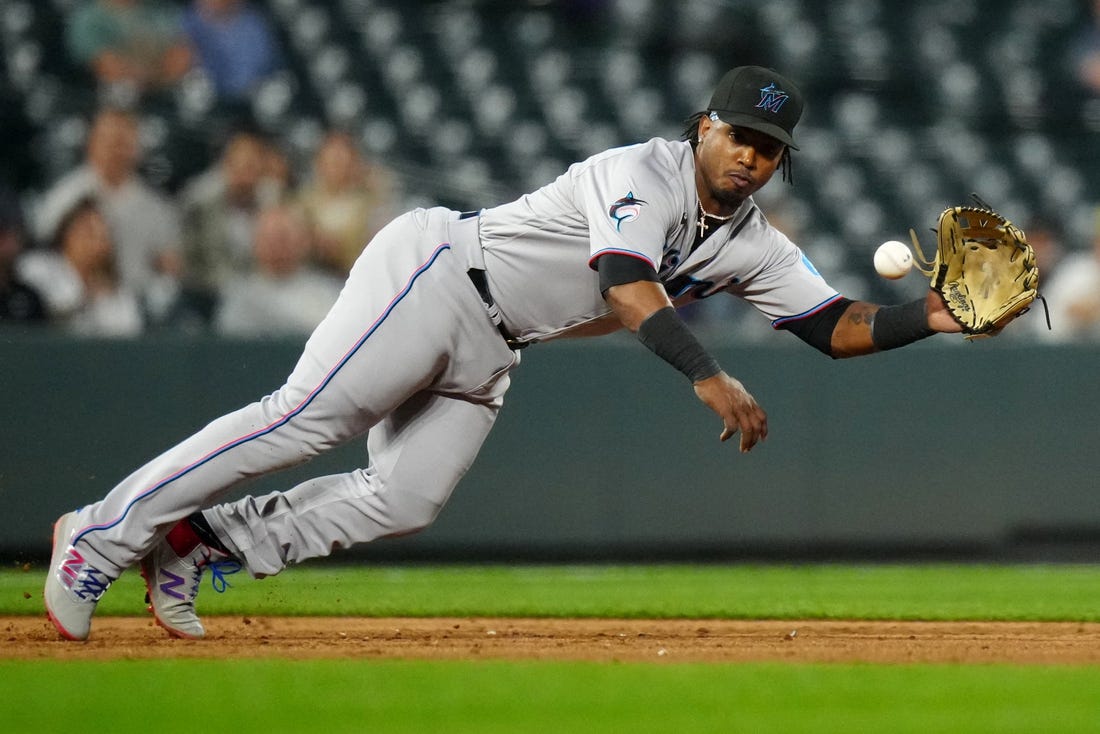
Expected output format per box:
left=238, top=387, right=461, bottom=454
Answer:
left=479, top=137, right=839, bottom=343
left=63, top=138, right=840, bottom=580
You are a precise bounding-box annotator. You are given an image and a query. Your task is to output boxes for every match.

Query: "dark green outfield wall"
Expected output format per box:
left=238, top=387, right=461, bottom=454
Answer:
left=3, top=332, right=1097, bottom=560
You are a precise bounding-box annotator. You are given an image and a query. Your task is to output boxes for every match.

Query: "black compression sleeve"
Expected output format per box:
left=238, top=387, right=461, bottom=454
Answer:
left=778, top=297, right=854, bottom=357
left=596, top=253, right=659, bottom=294
left=871, top=298, right=935, bottom=351
left=636, top=306, right=722, bottom=383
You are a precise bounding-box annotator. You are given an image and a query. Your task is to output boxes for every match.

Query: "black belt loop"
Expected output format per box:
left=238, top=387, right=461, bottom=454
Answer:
left=466, top=268, right=528, bottom=350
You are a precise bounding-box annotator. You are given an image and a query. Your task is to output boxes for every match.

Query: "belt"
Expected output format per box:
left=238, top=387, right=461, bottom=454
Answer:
left=455, top=211, right=527, bottom=350
left=466, top=267, right=528, bottom=350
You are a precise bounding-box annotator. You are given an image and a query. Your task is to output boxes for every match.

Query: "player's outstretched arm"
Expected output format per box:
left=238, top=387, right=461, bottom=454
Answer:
left=830, top=290, right=962, bottom=358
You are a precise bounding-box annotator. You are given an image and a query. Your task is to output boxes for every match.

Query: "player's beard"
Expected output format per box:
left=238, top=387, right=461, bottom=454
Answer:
left=706, top=177, right=758, bottom=212
left=711, top=186, right=748, bottom=210
left=701, top=163, right=767, bottom=212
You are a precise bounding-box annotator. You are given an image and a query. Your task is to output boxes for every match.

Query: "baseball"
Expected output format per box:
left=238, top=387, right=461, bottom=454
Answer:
left=873, top=240, right=913, bottom=280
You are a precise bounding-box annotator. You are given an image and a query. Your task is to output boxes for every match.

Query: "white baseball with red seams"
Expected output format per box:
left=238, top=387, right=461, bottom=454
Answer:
left=874, top=240, right=913, bottom=279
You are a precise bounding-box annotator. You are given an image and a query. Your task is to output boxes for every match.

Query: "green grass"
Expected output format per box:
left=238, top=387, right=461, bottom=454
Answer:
left=9, top=563, right=1100, bottom=733
left=7, top=562, right=1100, bottom=620
left=5, top=660, right=1100, bottom=734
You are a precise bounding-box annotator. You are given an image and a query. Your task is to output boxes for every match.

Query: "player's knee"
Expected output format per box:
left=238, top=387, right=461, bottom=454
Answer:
left=382, top=491, right=443, bottom=536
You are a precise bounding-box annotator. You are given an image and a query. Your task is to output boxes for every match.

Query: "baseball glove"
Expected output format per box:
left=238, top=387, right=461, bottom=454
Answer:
left=910, top=196, right=1039, bottom=338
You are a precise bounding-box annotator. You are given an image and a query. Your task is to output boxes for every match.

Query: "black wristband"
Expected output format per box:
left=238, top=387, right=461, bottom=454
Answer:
left=636, top=306, right=722, bottom=383
left=871, top=298, right=935, bottom=351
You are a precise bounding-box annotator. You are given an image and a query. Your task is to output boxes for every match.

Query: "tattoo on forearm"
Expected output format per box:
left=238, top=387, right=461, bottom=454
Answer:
left=845, top=303, right=878, bottom=328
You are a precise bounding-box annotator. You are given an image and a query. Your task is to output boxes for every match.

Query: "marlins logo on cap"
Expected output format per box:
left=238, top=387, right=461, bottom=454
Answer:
left=756, top=83, right=790, bottom=113
left=707, top=66, right=803, bottom=149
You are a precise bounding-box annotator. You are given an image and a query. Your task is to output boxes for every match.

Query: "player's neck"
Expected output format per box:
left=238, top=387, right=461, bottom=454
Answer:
left=697, top=192, right=743, bottom=220
left=694, top=182, right=742, bottom=219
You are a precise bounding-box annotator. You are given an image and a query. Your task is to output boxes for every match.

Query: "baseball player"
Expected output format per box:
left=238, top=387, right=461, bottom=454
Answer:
left=45, top=66, right=964, bottom=640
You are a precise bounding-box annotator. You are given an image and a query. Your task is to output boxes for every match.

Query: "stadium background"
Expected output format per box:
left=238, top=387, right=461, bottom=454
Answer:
left=2, top=0, right=1098, bottom=562
left=5, top=0, right=1099, bottom=297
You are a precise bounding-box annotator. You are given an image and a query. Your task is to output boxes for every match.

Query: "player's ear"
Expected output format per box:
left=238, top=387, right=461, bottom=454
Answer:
left=696, top=114, right=712, bottom=144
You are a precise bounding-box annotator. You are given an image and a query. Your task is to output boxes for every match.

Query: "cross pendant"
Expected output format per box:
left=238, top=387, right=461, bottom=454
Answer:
left=697, top=214, right=708, bottom=239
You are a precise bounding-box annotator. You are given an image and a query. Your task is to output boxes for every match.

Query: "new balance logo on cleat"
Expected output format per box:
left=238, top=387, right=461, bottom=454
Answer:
left=58, top=548, right=87, bottom=590
left=157, top=570, right=188, bottom=601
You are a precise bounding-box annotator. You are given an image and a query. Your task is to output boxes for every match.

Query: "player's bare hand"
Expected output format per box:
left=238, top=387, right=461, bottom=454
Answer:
left=925, top=289, right=964, bottom=333
left=693, top=372, right=768, bottom=452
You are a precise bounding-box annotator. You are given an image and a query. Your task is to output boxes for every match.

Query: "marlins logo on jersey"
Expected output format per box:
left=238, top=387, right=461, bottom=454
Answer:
left=608, top=192, right=646, bottom=231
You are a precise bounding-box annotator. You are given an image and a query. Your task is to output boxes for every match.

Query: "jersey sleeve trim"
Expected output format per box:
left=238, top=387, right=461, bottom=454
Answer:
left=770, top=293, right=845, bottom=328
left=588, top=248, right=657, bottom=271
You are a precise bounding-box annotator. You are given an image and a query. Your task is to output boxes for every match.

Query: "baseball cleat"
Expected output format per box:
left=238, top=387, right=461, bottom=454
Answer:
left=140, top=519, right=241, bottom=639
left=44, top=511, right=113, bottom=641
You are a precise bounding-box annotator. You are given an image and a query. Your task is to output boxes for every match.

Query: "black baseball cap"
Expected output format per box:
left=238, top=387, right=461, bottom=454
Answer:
left=707, top=66, right=803, bottom=150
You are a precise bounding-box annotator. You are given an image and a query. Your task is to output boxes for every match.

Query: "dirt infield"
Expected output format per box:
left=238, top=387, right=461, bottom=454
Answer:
left=6, top=617, right=1100, bottom=664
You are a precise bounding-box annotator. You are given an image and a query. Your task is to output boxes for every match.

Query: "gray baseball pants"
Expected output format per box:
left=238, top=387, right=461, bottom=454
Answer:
left=69, top=208, right=518, bottom=578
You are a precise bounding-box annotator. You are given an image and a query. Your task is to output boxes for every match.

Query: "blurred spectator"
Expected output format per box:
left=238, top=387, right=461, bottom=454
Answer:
left=65, top=0, right=192, bottom=100
left=214, top=204, right=343, bottom=337
left=1006, top=216, right=1063, bottom=340
left=295, top=130, right=398, bottom=276
left=182, top=0, right=284, bottom=110
left=0, top=187, right=47, bottom=324
left=1024, top=215, right=1065, bottom=280
left=33, top=106, right=182, bottom=323
left=178, top=128, right=283, bottom=319
left=261, top=137, right=294, bottom=204
left=19, top=197, right=144, bottom=337
left=1073, top=0, right=1100, bottom=94
left=1036, top=208, right=1100, bottom=342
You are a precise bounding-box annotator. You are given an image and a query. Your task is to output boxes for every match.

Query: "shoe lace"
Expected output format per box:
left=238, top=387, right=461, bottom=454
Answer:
left=74, top=568, right=111, bottom=601
left=205, top=558, right=243, bottom=594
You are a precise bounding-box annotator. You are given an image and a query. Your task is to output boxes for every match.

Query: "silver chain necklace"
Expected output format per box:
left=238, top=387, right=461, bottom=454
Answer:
left=697, top=200, right=736, bottom=238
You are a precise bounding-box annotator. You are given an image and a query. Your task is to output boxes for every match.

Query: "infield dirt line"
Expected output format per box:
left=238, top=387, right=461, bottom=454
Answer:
left=6, top=617, right=1100, bottom=664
